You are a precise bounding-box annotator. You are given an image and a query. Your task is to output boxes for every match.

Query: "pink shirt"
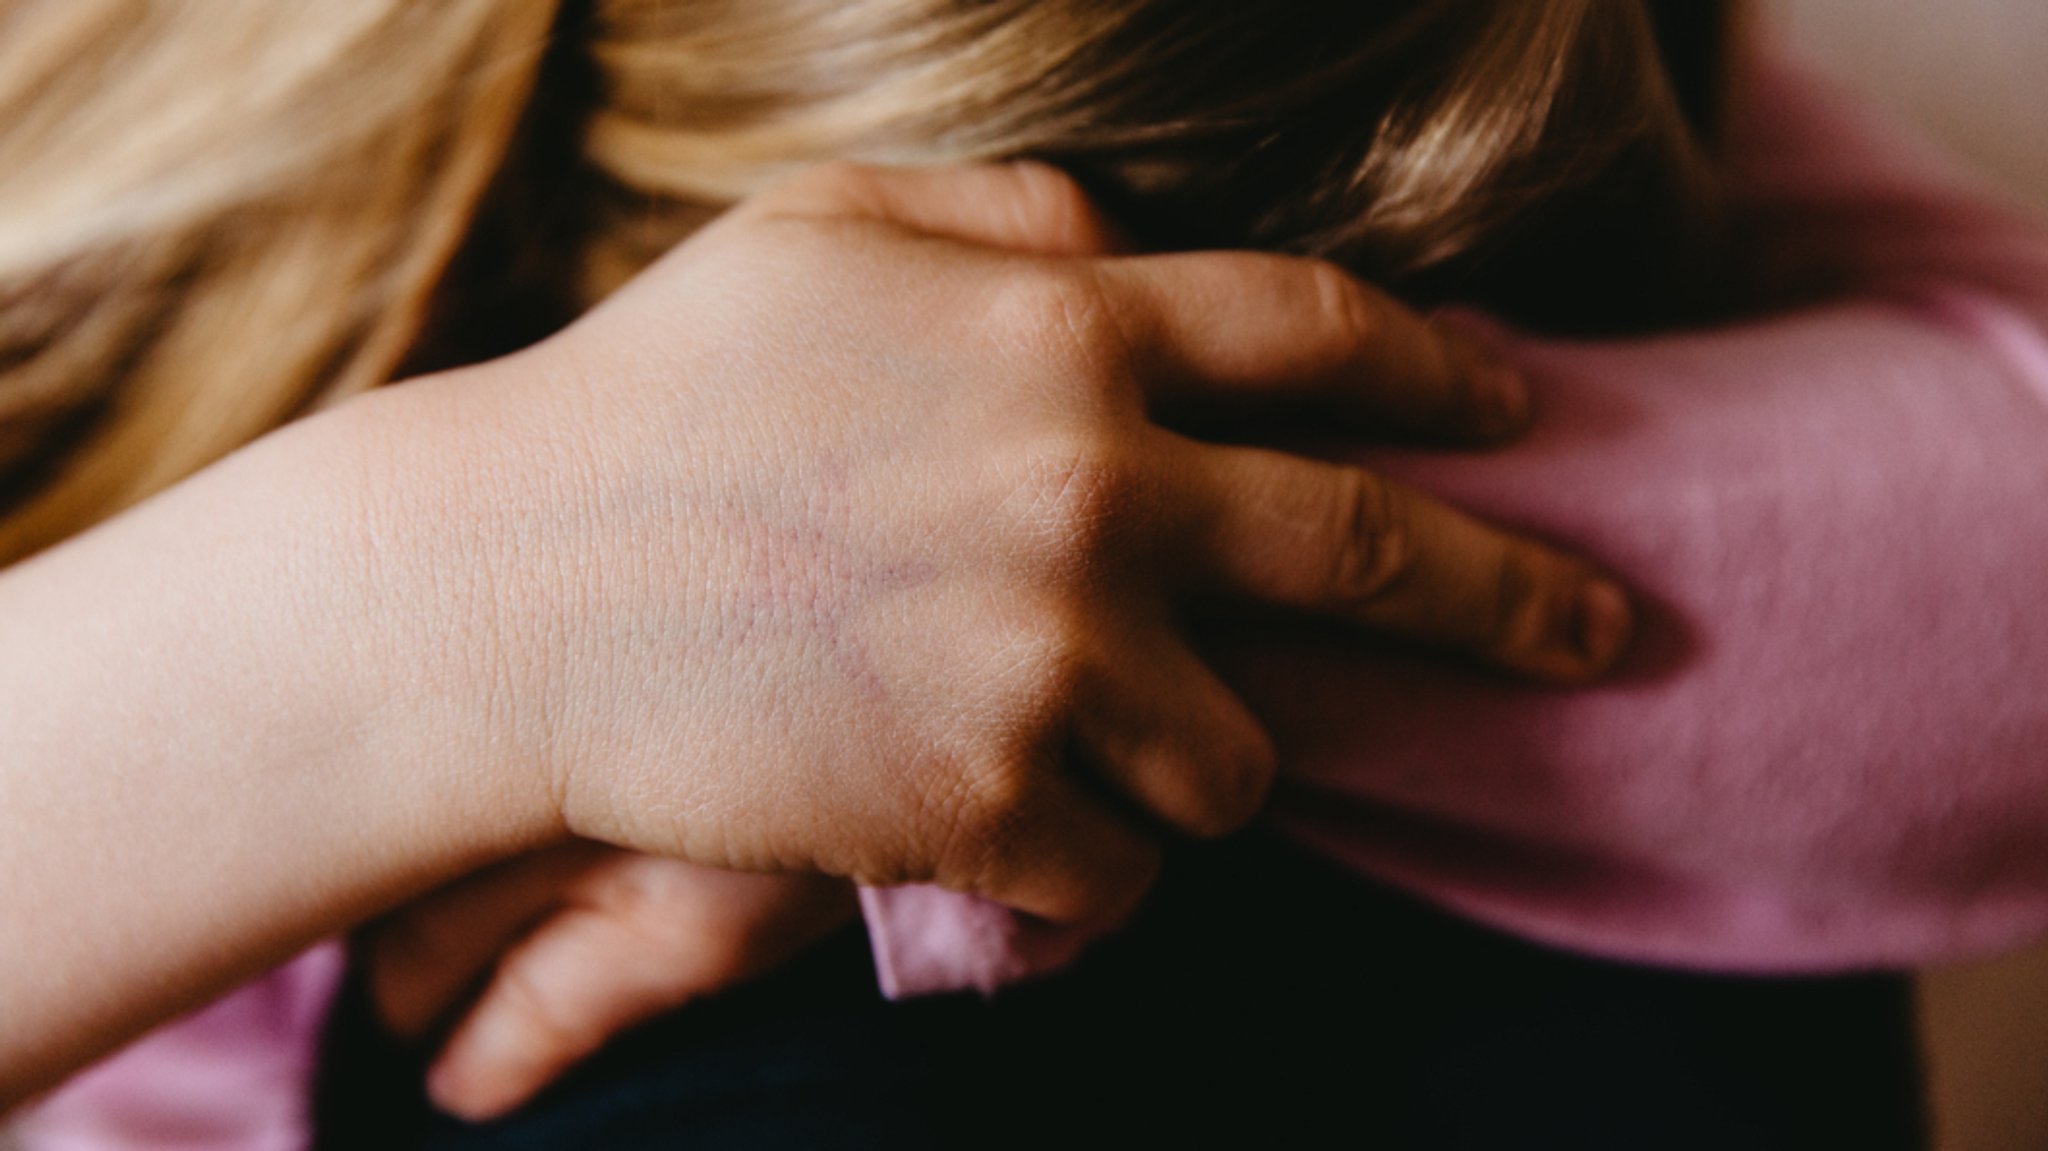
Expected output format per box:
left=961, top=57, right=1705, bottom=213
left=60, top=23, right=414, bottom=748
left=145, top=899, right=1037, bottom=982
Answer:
left=865, top=57, right=2048, bottom=993
left=23, top=53, right=2048, bottom=1149
left=13, top=947, right=341, bottom=1151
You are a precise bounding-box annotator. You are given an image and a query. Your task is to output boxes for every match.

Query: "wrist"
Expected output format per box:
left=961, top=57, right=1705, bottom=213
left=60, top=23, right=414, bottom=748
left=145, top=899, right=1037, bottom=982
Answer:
left=311, top=373, right=575, bottom=861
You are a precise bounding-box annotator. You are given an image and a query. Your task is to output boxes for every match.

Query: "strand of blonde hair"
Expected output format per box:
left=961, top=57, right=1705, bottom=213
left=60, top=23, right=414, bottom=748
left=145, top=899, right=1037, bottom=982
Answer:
left=0, top=0, right=562, bottom=563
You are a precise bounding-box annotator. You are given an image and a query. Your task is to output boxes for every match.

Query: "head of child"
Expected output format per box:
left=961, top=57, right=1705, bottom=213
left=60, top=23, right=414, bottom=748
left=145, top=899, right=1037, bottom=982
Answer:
left=0, top=0, right=1722, bottom=563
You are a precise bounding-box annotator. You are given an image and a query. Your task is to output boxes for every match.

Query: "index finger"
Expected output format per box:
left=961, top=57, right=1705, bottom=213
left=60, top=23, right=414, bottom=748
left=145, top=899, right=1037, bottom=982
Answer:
left=1092, top=251, right=1530, bottom=444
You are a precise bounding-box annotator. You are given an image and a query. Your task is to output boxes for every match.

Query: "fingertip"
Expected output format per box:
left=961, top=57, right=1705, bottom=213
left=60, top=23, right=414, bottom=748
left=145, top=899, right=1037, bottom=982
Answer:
left=426, top=1008, right=554, bottom=1123
left=1574, top=578, right=1636, bottom=675
left=1078, top=836, right=1165, bottom=930
left=998, top=160, right=1128, bottom=255
left=425, top=1053, right=518, bottom=1124
left=1198, top=711, right=1280, bottom=840
left=1471, top=541, right=1639, bottom=685
left=1430, top=309, right=1532, bottom=445
left=1017, top=820, right=1164, bottom=929
left=1514, top=574, right=1636, bottom=685
left=1476, top=361, right=1533, bottom=444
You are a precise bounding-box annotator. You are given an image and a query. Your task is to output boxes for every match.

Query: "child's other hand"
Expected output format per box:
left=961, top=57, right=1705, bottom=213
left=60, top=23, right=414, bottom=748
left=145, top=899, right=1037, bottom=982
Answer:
left=363, top=844, right=857, bottom=1121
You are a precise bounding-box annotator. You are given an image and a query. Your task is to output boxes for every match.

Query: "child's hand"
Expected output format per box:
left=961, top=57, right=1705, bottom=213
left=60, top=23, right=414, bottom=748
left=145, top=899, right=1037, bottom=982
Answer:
left=363, top=845, right=857, bottom=1121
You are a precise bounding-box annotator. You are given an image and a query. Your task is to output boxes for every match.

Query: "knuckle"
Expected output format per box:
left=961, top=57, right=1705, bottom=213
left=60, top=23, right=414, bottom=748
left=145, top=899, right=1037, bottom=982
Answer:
left=932, top=659, right=1081, bottom=893
left=1016, top=440, right=1143, bottom=577
left=1003, top=430, right=1155, bottom=585
left=984, top=265, right=1128, bottom=376
left=1326, top=470, right=1410, bottom=608
left=920, top=603, right=1102, bottom=902
left=1004, top=619, right=1090, bottom=743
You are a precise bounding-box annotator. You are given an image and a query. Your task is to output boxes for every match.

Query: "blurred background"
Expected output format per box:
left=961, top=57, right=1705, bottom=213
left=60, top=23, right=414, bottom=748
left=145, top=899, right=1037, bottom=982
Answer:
left=1762, top=1, right=2048, bottom=1148
left=1770, top=0, right=2048, bottom=213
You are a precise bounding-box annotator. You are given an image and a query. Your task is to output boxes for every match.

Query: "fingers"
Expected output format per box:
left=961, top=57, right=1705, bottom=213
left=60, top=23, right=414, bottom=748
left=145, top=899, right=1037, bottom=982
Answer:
left=1092, top=251, right=1530, bottom=443
left=424, top=903, right=676, bottom=1120
left=1070, top=625, right=1278, bottom=839
left=747, top=160, right=1129, bottom=256
left=426, top=866, right=857, bottom=1120
left=366, top=843, right=613, bottom=1040
left=752, top=166, right=1521, bottom=446
left=945, top=765, right=1165, bottom=927
left=1174, top=441, right=1633, bottom=682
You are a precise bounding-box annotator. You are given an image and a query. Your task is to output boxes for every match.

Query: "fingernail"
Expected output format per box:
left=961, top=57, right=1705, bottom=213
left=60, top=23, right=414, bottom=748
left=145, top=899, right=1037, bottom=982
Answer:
left=1477, top=361, right=1530, bottom=439
left=1432, top=311, right=1529, bottom=439
left=1575, top=580, right=1634, bottom=670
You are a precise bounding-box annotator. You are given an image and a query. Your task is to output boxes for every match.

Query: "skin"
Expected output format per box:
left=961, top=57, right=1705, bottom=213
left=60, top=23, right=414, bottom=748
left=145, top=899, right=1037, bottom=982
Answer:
left=369, top=846, right=860, bottom=1118
left=0, top=161, right=1629, bottom=1111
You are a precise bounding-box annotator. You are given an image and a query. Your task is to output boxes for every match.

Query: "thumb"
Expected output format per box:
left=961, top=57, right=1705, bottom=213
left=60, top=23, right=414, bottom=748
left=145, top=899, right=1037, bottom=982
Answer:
left=424, top=903, right=694, bottom=1121
left=426, top=869, right=857, bottom=1121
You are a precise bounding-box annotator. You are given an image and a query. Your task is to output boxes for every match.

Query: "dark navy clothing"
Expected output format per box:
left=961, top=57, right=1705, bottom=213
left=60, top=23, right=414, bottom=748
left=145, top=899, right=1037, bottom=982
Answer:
left=317, top=834, right=1926, bottom=1150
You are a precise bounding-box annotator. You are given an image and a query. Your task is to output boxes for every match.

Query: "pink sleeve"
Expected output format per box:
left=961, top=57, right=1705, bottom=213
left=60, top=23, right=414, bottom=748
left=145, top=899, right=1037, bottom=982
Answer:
left=863, top=56, right=2048, bottom=996
left=13, top=945, right=344, bottom=1151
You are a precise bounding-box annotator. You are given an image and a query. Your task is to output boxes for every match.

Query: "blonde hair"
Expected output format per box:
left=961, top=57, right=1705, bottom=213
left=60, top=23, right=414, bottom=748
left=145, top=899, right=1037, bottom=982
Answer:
left=0, top=0, right=1721, bottom=565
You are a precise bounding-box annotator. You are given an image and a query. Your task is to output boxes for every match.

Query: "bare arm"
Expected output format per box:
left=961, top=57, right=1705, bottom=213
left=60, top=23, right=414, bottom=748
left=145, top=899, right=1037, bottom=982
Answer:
left=0, top=391, right=558, bottom=1105
left=0, top=162, right=1627, bottom=1109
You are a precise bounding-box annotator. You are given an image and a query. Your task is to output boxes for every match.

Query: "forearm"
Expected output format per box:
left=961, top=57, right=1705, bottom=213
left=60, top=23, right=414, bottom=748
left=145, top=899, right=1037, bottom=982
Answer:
left=0, top=159, right=1647, bottom=1086
left=0, top=389, right=554, bottom=1107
